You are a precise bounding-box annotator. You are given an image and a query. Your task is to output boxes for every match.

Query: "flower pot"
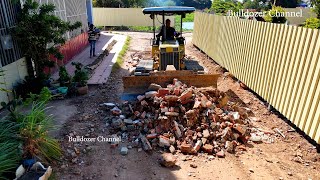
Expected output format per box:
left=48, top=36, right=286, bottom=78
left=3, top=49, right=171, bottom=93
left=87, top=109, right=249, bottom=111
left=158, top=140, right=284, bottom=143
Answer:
left=77, top=85, right=88, bottom=95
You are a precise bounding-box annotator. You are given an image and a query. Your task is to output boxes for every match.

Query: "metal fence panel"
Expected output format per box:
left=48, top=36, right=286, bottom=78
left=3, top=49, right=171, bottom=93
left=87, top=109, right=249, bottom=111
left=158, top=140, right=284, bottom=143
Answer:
left=93, top=8, right=175, bottom=27
left=193, top=12, right=320, bottom=144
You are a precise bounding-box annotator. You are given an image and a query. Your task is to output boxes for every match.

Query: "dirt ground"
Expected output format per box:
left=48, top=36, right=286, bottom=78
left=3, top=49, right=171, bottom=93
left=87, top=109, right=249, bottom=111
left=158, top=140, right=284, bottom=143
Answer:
left=53, top=32, right=320, bottom=180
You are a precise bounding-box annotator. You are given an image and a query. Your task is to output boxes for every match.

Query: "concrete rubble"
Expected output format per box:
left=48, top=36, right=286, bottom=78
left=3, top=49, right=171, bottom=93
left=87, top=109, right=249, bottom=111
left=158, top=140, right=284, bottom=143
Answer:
left=104, top=78, right=271, bottom=158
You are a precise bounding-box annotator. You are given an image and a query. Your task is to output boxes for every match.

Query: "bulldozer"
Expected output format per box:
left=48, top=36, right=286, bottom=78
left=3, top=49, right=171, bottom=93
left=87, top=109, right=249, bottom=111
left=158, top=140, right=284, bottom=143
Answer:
left=122, top=6, right=219, bottom=95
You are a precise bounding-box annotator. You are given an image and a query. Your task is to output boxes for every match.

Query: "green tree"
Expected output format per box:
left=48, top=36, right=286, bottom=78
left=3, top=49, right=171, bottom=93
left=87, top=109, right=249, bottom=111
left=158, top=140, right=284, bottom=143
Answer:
left=275, top=0, right=299, bottom=8
left=243, top=0, right=260, bottom=9
left=176, top=0, right=212, bottom=9
left=165, top=0, right=176, bottom=6
left=95, top=0, right=124, bottom=7
left=264, top=6, right=287, bottom=23
left=210, top=0, right=243, bottom=15
left=243, top=0, right=271, bottom=11
left=304, top=17, right=320, bottom=29
left=14, top=0, right=81, bottom=79
left=311, top=0, right=320, bottom=18
left=95, top=0, right=148, bottom=7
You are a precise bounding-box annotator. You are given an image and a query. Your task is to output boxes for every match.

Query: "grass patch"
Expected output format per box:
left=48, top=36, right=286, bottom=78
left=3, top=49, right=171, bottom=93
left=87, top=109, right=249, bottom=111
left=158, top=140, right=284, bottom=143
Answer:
left=112, top=36, right=131, bottom=71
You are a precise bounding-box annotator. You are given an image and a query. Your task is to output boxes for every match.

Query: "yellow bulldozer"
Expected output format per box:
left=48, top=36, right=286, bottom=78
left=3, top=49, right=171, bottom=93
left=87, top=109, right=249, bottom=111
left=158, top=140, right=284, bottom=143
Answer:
left=123, top=6, right=218, bottom=95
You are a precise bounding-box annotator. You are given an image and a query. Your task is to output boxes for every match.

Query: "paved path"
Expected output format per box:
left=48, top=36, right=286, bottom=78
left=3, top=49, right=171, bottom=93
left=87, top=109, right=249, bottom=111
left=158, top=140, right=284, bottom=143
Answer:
left=88, top=33, right=127, bottom=84
left=52, top=32, right=127, bottom=85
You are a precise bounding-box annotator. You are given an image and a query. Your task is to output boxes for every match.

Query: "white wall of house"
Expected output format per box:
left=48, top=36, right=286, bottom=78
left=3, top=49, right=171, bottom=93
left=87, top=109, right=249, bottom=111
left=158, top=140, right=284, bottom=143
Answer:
left=0, top=58, right=28, bottom=104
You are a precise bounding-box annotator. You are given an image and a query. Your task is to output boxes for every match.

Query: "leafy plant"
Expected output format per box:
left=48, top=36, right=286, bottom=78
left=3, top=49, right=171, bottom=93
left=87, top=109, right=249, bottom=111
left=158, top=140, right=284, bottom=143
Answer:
left=13, top=0, right=81, bottom=79
left=24, top=87, right=52, bottom=105
left=13, top=76, right=45, bottom=100
left=304, top=17, right=320, bottom=29
left=72, top=62, right=89, bottom=87
left=0, top=69, right=10, bottom=93
left=264, top=6, right=287, bottom=24
left=19, top=101, right=61, bottom=162
left=210, top=0, right=243, bottom=15
left=1, top=97, right=23, bottom=122
left=0, top=119, right=21, bottom=178
left=58, top=66, right=71, bottom=86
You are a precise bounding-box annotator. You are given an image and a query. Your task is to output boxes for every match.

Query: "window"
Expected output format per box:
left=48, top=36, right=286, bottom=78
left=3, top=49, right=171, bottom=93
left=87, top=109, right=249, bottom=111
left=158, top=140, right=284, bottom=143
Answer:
left=0, top=0, right=22, bottom=67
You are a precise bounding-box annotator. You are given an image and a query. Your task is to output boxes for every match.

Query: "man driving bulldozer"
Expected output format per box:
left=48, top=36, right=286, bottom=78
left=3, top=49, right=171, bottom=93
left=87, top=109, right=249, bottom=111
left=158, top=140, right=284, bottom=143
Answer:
left=157, top=19, right=179, bottom=41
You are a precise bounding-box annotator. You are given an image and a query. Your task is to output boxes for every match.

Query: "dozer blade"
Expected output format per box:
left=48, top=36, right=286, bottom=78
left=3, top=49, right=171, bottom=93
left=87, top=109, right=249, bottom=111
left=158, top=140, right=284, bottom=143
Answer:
left=122, top=71, right=219, bottom=94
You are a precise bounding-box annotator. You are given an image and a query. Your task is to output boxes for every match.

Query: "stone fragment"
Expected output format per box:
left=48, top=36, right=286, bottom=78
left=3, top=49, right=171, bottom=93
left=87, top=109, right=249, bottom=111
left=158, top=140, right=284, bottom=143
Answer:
left=159, top=136, right=171, bottom=147
left=190, top=164, right=197, bottom=168
left=120, top=147, right=128, bottom=155
left=148, top=83, right=162, bottom=91
left=203, top=129, right=210, bottom=138
left=173, top=121, right=182, bottom=138
left=159, top=153, right=177, bottom=167
left=202, top=144, right=214, bottom=154
left=145, top=91, right=158, bottom=98
left=137, top=95, right=145, bottom=101
left=193, top=140, right=202, bottom=152
left=140, top=135, right=152, bottom=151
left=169, top=145, right=176, bottom=153
left=124, top=119, right=133, bottom=124
left=216, top=150, right=225, bottom=158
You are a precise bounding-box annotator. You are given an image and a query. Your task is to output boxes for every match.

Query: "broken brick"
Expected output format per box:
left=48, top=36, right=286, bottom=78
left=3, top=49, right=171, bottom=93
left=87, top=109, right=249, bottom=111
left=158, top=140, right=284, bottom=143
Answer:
left=159, top=153, right=177, bottom=167
left=203, top=129, right=210, bottom=138
left=146, top=133, right=158, bottom=139
left=165, top=95, right=179, bottom=102
left=216, top=150, right=225, bottom=158
left=202, top=144, right=214, bottom=154
left=157, top=88, right=170, bottom=97
left=180, top=143, right=193, bottom=154
left=193, top=140, right=202, bottom=152
left=179, top=89, right=193, bottom=102
left=159, top=136, right=171, bottom=147
left=148, top=83, right=162, bottom=91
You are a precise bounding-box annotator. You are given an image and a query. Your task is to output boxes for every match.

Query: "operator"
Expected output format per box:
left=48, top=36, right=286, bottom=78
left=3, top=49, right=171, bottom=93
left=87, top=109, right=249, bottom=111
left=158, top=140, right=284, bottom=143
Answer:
left=157, top=19, right=178, bottom=41
left=88, top=24, right=97, bottom=58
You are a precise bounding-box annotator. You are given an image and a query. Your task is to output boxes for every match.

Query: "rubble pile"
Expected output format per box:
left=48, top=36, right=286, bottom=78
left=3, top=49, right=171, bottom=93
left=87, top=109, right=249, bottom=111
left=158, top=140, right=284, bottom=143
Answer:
left=105, top=79, right=254, bottom=157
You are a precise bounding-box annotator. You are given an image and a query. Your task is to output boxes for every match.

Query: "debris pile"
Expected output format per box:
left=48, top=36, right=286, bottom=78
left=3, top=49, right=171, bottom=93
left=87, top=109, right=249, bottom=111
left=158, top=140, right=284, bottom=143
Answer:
left=105, top=79, right=255, bottom=157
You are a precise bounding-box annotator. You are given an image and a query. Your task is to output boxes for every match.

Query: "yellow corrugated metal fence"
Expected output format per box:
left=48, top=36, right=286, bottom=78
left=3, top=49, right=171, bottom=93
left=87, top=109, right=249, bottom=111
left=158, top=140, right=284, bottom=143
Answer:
left=193, top=12, right=320, bottom=143
left=93, top=8, right=175, bottom=27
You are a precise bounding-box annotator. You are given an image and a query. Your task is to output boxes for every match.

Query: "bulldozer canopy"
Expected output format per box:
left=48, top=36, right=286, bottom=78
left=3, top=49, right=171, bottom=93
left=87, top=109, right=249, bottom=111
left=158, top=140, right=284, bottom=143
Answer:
left=142, top=6, right=195, bottom=15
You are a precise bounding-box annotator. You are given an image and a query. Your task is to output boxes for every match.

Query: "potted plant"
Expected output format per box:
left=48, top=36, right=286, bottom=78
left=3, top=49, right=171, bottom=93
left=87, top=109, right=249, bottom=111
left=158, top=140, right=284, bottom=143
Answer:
left=58, top=66, right=71, bottom=87
left=71, top=62, right=89, bottom=95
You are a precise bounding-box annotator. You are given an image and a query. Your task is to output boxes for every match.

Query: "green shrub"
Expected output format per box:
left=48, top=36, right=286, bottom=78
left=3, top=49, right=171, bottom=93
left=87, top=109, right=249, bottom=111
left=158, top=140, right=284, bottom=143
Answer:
left=72, top=62, right=89, bottom=87
left=58, top=66, right=71, bottom=86
left=19, top=101, right=61, bottom=162
left=264, top=6, right=287, bottom=24
left=0, top=119, right=21, bottom=178
left=304, top=17, right=320, bottom=29
left=24, top=87, right=52, bottom=105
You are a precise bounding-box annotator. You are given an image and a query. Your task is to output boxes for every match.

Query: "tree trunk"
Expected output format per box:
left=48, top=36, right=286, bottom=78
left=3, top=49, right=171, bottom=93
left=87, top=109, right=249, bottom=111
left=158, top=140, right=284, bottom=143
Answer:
left=25, top=56, right=35, bottom=78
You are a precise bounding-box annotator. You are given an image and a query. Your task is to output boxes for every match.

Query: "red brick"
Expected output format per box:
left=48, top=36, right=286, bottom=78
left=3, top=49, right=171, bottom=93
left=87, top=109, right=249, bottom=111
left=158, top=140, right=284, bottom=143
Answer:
left=180, top=143, right=193, bottom=153
left=202, top=144, right=214, bottom=154
left=165, top=95, right=179, bottom=102
left=179, top=89, right=193, bottom=102
left=157, top=88, right=170, bottom=97
left=174, top=88, right=180, bottom=96
left=146, top=133, right=158, bottom=139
